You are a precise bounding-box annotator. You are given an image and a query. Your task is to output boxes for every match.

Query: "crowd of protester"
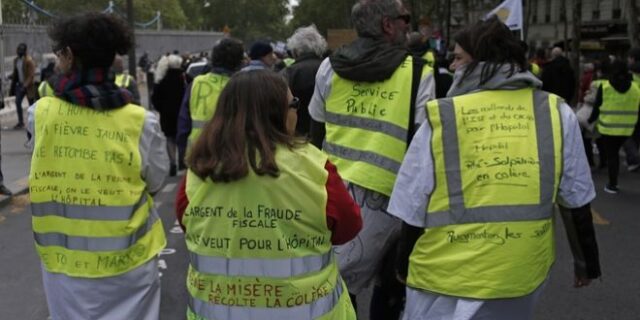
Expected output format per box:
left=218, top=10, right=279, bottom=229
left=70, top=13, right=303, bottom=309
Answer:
left=4, top=0, right=640, bottom=319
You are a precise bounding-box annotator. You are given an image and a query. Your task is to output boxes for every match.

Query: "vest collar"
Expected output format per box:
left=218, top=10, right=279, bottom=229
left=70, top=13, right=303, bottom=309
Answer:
left=447, top=62, right=542, bottom=97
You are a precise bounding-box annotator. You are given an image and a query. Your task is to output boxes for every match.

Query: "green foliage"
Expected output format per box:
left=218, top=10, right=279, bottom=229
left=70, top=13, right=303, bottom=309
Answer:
left=176, top=0, right=290, bottom=41
left=290, top=0, right=356, bottom=36
left=4, top=0, right=289, bottom=41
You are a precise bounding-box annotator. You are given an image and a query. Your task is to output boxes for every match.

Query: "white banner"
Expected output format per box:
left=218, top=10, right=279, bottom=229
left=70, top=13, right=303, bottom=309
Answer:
left=485, top=0, right=523, bottom=30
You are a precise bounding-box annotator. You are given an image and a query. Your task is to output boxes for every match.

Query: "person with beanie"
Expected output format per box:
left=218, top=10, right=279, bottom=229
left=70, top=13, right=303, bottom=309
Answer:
left=241, top=41, right=276, bottom=71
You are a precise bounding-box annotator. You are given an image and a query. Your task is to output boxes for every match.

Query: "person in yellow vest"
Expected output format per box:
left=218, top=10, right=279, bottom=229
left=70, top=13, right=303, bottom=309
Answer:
left=26, top=13, right=169, bottom=320
left=588, top=60, right=640, bottom=193
left=175, top=70, right=361, bottom=319
left=37, top=79, right=55, bottom=98
left=176, top=38, right=245, bottom=169
left=112, top=55, right=141, bottom=105
left=390, top=17, right=601, bottom=319
left=308, top=1, right=436, bottom=317
left=623, top=47, right=640, bottom=171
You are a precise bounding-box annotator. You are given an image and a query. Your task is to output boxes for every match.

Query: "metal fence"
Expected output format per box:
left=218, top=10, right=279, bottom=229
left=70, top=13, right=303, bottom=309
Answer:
left=1, top=23, right=224, bottom=83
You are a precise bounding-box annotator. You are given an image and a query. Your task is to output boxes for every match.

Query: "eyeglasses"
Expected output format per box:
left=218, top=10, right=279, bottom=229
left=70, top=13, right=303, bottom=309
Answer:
left=394, top=14, right=411, bottom=24
left=288, top=97, right=300, bottom=110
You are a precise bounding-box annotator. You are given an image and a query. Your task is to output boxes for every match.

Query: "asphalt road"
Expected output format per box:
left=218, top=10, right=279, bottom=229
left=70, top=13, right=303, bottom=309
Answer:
left=0, top=167, right=639, bottom=319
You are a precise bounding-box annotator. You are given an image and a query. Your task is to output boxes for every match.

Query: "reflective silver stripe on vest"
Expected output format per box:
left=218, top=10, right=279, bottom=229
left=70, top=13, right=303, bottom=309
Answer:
left=599, top=110, right=638, bottom=115
left=188, top=276, right=344, bottom=320
left=323, top=141, right=401, bottom=174
left=190, top=251, right=332, bottom=278
left=597, top=120, right=636, bottom=128
left=435, top=99, right=465, bottom=223
left=426, top=91, right=556, bottom=228
left=325, top=111, right=408, bottom=141
left=426, top=203, right=555, bottom=227
left=532, top=90, right=558, bottom=206
left=31, top=194, right=148, bottom=221
left=33, top=208, right=160, bottom=251
left=192, top=120, right=207, bottom=129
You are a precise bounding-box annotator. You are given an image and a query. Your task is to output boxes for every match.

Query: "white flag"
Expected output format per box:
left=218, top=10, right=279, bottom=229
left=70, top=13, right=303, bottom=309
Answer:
left=485, top=0, right=523, bottom=30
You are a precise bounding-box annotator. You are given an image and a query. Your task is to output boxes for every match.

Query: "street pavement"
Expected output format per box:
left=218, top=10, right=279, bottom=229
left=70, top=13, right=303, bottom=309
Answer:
left=1, top=94, right=639, bottom=318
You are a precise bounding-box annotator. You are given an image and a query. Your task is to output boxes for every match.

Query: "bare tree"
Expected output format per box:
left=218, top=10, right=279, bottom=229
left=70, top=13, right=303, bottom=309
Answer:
left=628, top=0, right=640, bottom=48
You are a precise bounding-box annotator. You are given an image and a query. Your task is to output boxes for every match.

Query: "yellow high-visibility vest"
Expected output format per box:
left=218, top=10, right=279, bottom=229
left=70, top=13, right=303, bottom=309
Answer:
left=184, top=144, right=355, bottom=320
left=38, top=81, right=54, bottom=98
left=188, top=73, right=230, bottom=147
left=422, top=51, right=435, bottom=68
left=597, top=80, right=640, bottom=136
left=409, top=88, right=563, bottom=299
left=324, top=56, right=432, bottom=196
left=115, top=73, right=132, bottom=88
left=530, top=62, right=541, bottom=77
left=30, top=96, right=166, bottom=278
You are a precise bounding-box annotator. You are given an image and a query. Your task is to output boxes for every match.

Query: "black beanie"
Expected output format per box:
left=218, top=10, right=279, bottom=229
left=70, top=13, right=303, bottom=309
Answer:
left=249, top=41, right=273, bottom=60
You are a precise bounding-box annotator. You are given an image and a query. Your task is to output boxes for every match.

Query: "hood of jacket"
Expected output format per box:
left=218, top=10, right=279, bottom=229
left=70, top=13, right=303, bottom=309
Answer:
left=447, top=62, right=542, bottom=97
left=329, top=37, right=408, bottom=82
left=608, top=74, right=632, bottom=93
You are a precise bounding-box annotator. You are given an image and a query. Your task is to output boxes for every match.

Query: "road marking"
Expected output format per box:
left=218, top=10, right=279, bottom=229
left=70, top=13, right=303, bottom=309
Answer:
left=159, top=248, right=176, bottom=256
left=170, top=226, right=184, bottom=234
left=159, top=259, right=167, bottom=270
left=162, top=183, right=176, bottom=193
left=174, top=219, right=180, bottom=226
left=592, top=208, right=610, bottom=225
left=155, top=201, right=163, bottom=208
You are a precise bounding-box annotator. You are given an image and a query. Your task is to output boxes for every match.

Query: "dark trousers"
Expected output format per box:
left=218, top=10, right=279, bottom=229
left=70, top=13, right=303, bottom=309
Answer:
left=369, top=241, right=405, bottom=320
left=348, top=241, right=405, bottom=320
left=599, top=135, right=628, bottom=186
left=595, top=137, right=607, bottom=168
left=14, top=85, right=34, bottom=125
left=623, top=135, right=640, bottom=165
left=582, top=129, right=594, bottom=166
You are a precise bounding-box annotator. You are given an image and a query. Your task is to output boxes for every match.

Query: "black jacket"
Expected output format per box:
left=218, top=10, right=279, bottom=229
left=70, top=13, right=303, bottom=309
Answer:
left=282, top=53, right=323, bottom=136
left=541, top=56, right=576, bottom=103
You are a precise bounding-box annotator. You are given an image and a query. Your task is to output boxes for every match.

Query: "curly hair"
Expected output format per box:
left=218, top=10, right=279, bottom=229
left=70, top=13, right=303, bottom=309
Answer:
left=286, top=25, right=327, bottom=58
left=211, top=38, right=245, bottom=72
left=48, top=12, right=133, bottom=69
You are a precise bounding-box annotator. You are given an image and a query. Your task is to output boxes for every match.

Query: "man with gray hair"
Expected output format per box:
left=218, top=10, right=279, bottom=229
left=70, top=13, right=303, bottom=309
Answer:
left=308, top=0, right=435, bottom=318
left=282, top=25, right=328, bottom=136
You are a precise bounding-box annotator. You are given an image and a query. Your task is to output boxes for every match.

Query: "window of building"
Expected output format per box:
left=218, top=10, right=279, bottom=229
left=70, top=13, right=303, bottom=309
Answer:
left=544, top=0, right=551, bottom=23
left=592, top=0, right=601, bottom=20
left=612, top=0, right=621, bottom=19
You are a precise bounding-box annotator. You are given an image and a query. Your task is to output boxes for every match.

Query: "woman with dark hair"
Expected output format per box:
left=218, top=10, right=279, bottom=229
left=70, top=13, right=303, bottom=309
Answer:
left=589, top=60, right=640, bottom=193
left=175, top=70, right=360, bottom=319
left=389, top=17, right=600, bottom=319
left=27, top=13, right=169, bottom=320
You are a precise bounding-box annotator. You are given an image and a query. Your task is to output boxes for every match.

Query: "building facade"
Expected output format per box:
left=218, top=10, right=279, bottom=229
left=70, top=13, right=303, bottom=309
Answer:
left=424, top=0, right=637, bottom=54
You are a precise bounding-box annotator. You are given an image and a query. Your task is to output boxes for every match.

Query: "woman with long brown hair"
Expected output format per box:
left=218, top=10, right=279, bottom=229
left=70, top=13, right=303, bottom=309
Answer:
left=175, top=70, right=361, bottom=319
